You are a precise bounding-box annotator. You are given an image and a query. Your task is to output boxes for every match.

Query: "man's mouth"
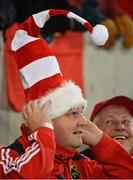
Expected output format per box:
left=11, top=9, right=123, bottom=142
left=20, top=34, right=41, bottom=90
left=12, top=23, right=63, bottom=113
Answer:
left=113, top=135, right=128, bottom=140
left=73, top=131, right=82, bottom=135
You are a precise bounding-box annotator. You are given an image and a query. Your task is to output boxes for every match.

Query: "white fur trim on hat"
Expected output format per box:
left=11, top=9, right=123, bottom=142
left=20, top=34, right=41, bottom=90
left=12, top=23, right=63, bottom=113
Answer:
left=38, top=81, right=88, bottom=119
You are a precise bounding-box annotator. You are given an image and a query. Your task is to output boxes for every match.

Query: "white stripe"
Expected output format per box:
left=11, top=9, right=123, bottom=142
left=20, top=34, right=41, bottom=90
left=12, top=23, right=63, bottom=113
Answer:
left=14, top=143, right=39, bottom=172
left=12, top=10, right=50, bottom=51
left=1, top=148, right=5, bottom=161
left=33, top=131, right=37, bottom=141
left=4, top=149, right=14, bottom=173
left=1, top=148, right=11, bottom=170
left=16, top=143, right=39, bottom=167
left=20, top=56, right=61, bottom=89
left=0, top=160, right=7, bottom=174
left=18, top=148, right=40, bottom=172
left=11, top=30, right=39, bottom=51
left=7, top=147, right=40, bottom=173
left=5, top=149, right=11, bottom=169
left=33, top=10, right=50, bottom=28
left=0, top=131, right=41, bottom=174
left=0, top=149, right=12, bottom=174
left=33, top=131, right=38, bottom=141
left=67, top=12, right=87, bottom=25
left=28, top=133, right=34, bottom=141
left=0, top=149, right=7, bottom=173
left=29, top=131, right=38, bottom=141
left=0, top=142, right=40, bottom=174
left=13, top=142, right=38, bottom=165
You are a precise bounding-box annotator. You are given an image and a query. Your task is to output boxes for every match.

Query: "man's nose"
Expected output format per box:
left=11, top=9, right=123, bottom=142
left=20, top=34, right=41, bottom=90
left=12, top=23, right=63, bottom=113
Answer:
left=77, top=114, right=87, bottom=124
left=114, top=122, right=125, bottom=131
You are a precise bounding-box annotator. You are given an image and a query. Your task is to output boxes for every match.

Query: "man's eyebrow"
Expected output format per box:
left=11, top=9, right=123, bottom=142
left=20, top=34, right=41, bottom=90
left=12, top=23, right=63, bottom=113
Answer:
left=66, top=108, right=78, bottom=114
left=121, top=115, right=133, bottom=118
left=65, top=109, right=73, bottom=114
left=67, top=109, right=73, bottom=112
left=103, top=115, right=114, bottom=118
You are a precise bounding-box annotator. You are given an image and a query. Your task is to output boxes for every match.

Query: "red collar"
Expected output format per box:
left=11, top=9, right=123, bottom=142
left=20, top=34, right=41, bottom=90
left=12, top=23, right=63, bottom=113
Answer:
left=20, top=124, right=30, bottom=137
left=55, top=144, right=80, bottom=163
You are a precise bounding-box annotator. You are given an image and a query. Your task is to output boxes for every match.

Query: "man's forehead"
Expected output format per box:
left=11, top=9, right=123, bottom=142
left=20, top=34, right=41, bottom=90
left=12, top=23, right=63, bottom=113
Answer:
left=98, top=104, right=132, bottom=116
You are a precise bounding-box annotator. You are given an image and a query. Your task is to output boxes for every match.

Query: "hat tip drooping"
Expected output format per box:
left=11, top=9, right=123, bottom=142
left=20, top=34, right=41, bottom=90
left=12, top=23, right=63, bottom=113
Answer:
left=48, top=10, right=109, bottom=46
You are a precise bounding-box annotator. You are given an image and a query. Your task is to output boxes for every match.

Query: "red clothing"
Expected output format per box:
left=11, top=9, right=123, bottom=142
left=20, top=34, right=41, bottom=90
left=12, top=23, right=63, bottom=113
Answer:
left=49, top=136, right=133, bottom=179
left=7, top=124, right=133, bottom=179
left=0, top=127, right=55, bottom=179
left=100, top=0, right=133, bottom=17
left=109, top=0, right=133, bottom=17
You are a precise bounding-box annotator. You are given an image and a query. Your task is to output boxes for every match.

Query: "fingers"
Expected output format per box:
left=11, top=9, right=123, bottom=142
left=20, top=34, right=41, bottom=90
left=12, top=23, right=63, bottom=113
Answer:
left=77, top=120, right=96, bottom=131
left=23, top=100, right=51, bottom=118
left=23, top=106, right=28, bottom=120
left=25, top=101, right=32, bottom=115
left=22, top=99, right=52, bottom=132
left=23, top=107, right=30, bottom=127
left=23, top=101, right=34, bottom=120
left=41, top=100, right=51, bottom=111
left=31, top=100, right=39, bottom=111
left=23, top=100, right=39, bottom=115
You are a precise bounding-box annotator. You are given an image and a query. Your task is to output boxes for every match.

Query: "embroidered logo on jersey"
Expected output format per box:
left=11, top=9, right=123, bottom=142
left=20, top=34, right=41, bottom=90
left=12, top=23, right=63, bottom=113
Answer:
left=70, top=164, right=80, bottom=179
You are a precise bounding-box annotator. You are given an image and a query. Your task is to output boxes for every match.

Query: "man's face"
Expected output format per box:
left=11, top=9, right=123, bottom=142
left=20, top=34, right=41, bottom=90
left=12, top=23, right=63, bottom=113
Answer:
left=93, top=105, right=133, bottom=153
left=53, top=107, right=86, bottom=150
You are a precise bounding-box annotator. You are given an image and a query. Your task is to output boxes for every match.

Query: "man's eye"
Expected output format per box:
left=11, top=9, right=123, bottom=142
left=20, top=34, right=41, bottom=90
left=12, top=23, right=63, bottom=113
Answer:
left=123, top=119, right=131, bottom=125
left=70, top=112, right=79, bottom=118
left=72, top=112, right=78, bottom=116
left=105, top=119, right=113, bottom=125
left=66, top=111, right=77, bottom=117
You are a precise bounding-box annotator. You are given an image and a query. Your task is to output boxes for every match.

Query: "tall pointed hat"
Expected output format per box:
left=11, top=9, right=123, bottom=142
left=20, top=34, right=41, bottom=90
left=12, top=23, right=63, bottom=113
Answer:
left=11, top=9, right=108, bottom=118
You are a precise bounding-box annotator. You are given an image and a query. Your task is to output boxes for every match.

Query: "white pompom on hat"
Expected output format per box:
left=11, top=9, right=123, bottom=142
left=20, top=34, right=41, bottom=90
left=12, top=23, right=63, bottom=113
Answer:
left=90, top=24, right=109, bottom=46
left=11, top=9, right=108, bottom=118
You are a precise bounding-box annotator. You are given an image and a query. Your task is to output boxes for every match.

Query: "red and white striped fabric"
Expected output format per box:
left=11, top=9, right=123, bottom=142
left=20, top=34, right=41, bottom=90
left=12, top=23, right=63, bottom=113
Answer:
left=0, top=127, right=56, bottom=178
left=0, top=132, right=40, bottom=174
left=11, top=9, right=109, bottom=118
left=12, top=9, right=100, bottom=119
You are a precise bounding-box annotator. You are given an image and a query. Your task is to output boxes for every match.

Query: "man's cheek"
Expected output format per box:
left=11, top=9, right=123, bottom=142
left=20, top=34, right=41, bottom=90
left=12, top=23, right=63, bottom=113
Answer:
left=103, top=127, right=112, bottom=135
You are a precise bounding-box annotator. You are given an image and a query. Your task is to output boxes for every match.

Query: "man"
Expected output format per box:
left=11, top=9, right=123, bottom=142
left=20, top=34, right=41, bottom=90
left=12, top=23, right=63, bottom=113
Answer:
left=90, top=95, right=133, bottom=155
left=9, top=9, right=133, bottom=178
left=23, top=99, right=133, bottom=179
left=0, top=101, right=56, bottom=178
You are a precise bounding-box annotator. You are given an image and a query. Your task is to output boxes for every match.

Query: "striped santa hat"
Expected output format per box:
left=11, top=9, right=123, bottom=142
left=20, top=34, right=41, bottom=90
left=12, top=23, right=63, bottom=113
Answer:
left=11, top=9, right=108, bottom=119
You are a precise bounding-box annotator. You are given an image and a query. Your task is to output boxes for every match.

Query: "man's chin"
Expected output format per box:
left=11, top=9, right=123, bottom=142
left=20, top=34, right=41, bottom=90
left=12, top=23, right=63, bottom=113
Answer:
left=71, top=140, right=83, bottom=149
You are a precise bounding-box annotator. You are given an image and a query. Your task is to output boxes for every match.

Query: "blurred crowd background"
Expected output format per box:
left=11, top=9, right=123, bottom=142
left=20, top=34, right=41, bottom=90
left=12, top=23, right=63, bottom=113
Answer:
left=0, top=0, right=133, bottom=145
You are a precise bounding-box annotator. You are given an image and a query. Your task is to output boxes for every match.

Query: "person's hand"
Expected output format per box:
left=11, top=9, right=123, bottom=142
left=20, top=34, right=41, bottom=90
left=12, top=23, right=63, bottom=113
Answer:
left=78, top=120, right=103, bottom=146
left=23, top=100, right=52, bottom=132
